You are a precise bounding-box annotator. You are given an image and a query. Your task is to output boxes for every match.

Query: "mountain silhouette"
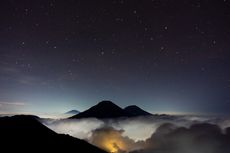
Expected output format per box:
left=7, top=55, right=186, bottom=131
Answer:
left=70, top=101, right=131, bottom=119
left=124, top=105, right=152, bottom=116
left=0, top=115, right=107, bottom=153
left=70, top=101, right=152, bottom=119
left=65, top=109, right=80, bottom=115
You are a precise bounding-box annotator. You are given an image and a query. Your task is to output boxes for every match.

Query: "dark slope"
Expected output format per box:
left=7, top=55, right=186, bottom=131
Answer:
left=70, top=101, right=131, bottom=119
left=124, top=105, right=152, bottom=116
left=0, top=115, right=107, bottom=153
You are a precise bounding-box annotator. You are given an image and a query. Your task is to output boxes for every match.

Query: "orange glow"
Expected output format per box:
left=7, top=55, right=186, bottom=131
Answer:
left=104, top=138, right=125, bottom=153
left=90, top=127, right=132, bottom=153
left=95, top=132, right=127, bottom=153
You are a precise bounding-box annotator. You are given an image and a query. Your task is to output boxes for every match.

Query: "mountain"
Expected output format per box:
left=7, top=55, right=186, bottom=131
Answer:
left=65, top=110, right=80, bottom=115
left=124, top=105, right=152, bottom=116
left=70, top=101, right=131, bottom=119
left=70, top=101, right=152, bottom=119
left=0, top=115, right=107, bottom=153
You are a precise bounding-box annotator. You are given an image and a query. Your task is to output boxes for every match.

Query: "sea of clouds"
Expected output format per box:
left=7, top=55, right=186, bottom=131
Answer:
left=42, top=115, right=230, bottom=153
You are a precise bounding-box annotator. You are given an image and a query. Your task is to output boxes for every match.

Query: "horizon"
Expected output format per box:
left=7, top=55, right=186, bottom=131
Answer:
left=0, top=100, right=225, bottom=119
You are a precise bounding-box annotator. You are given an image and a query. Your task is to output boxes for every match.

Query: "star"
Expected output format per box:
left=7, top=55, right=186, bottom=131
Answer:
left=72, top=59, right=76, bottom=62
left=201, top=67, right=206, bottom=72
left=35, top=23, right=39, bottom=27
left=212, top=40, right=216, bottom=45
left=101, top=51, right=105, bottom=56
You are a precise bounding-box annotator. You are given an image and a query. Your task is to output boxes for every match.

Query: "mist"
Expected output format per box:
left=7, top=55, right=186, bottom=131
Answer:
left=42, top=115, right=230, bottom=153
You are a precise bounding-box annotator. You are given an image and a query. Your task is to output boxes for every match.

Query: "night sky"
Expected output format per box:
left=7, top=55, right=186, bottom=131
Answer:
left=0, top=0, right=230, bottom=116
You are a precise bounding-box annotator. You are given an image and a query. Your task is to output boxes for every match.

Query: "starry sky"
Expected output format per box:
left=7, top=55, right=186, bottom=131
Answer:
left=0, top=0, right=230, bottom=116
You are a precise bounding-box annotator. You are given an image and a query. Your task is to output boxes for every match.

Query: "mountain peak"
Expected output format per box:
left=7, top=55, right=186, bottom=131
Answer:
left=70, top=101, right=152, bottom=119
left=97, top=100, right=118, bottom=106
left=124, top=105, right=152, bottom=116
left=65, top=110, right=80, bottom=114
left=70, top=101, right=130, bottom=119
left=125, top=105, right=139, bottom=109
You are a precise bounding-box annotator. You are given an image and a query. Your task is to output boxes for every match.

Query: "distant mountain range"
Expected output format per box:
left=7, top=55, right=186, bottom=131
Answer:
left=65, top=109, right=80, bottom=115
left=70, top=100, right=152, bottom=119
left=0, top=115, right=107, bottom=153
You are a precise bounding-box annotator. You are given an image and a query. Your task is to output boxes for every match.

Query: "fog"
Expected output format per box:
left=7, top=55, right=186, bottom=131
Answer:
left=42, top=115, right=230, bottom=153
left=43, top=118, right=104, bottom=139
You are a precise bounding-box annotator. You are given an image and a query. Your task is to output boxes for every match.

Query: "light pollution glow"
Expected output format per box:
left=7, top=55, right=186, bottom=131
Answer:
left=99, top=134, right=126, bottom=153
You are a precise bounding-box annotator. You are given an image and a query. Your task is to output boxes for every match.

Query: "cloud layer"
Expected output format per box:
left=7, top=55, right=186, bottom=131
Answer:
left=43, top=115, right=230, bottom=153
left=132, top=122, right=230, bottom=153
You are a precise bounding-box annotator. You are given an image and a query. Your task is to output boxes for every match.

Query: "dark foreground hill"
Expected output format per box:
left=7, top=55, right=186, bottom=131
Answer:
left=70, top=101, right=152, bottom=119
left=0, top=115, right=107, bottom=153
